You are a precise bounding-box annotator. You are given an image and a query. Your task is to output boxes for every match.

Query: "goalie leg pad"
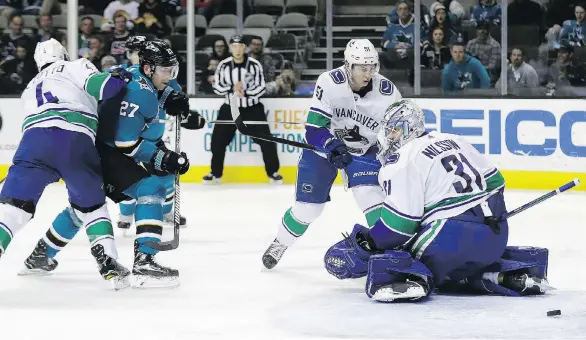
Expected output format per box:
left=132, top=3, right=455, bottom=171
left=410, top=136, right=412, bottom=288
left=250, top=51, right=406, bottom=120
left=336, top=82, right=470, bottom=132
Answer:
left=365, top=250, right=434, bottom=299
left=324, top=224, right=373, bottom=280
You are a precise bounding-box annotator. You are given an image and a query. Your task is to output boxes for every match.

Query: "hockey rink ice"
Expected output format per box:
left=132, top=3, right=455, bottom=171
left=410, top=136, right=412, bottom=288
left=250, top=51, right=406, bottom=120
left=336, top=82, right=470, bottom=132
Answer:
left=0, top=183, right=585, bottom=340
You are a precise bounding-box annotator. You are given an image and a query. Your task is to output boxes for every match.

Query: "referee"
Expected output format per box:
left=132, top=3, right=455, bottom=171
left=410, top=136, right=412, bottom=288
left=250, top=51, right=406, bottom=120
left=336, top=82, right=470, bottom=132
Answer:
left=203, top=35, right=282, bottom=184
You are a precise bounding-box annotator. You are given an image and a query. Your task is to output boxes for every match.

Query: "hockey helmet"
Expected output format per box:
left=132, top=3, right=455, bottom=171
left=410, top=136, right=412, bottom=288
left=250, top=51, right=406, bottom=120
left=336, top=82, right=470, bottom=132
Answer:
left=139, top=39, right=179, bottom=80
left=343, top=39, right=379, bottom=87
left=34, top=38, right=69, bottom=71
left=377, top=99, right=425, bottom=161
left=126, top=35, right=148, bottom=52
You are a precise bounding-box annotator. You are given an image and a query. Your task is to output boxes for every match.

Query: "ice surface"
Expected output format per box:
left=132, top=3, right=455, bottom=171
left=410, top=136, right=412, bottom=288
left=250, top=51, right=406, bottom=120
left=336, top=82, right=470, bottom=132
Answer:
left=0, top=183, right=585, bottom=340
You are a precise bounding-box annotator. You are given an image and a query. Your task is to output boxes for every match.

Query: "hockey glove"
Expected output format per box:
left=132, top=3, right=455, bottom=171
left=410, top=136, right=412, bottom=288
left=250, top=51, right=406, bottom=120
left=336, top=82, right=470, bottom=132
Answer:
left=109, top=67, right=133, bottom=83
left=180, top=110, right=206, bottom=130
left=151, top=149, right=190, bottom=175
left=162, top=91, right=190, bottom=118
left=324, top=138, right=353, bottom=169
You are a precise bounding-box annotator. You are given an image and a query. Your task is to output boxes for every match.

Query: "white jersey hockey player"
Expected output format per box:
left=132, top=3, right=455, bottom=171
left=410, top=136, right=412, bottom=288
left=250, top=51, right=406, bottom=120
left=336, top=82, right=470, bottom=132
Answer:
left=262, top=38, right=402, bottom=269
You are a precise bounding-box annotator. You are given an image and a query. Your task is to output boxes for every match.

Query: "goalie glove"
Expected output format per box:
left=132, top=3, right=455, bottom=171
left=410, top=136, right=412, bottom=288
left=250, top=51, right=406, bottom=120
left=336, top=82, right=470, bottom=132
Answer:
left=180, top=110, right=206, bottom=130
left=151, top=149, right=190, bottom=175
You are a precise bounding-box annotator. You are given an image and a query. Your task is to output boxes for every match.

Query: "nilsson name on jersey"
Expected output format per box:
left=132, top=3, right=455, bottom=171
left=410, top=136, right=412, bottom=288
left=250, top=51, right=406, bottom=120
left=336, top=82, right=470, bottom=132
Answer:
left=333, top=108, right=380, bottom=130
left=421, top=139, right=461, bottom=159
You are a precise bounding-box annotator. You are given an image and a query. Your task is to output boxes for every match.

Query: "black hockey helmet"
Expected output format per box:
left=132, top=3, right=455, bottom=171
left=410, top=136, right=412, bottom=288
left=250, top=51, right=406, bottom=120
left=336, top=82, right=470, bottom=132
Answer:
left=126, top=35, right=147, bottom=52
left=139, top=39, right=179, bottom=79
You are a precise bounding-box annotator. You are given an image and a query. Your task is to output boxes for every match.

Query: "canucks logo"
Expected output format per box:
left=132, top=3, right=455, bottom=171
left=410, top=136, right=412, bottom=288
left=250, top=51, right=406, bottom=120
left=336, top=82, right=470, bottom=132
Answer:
left=335, top=125, right=369, bottom=145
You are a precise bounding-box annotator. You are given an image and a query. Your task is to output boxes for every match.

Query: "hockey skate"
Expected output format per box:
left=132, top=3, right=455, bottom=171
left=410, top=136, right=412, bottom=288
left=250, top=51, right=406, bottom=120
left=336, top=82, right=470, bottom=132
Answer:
left=262, top=238, right=288, bottom=269
left=90, top=244, right=130, bottom=290
left=19, top=239, right=59, bottom=276
left=372, top=279, right=429, bottom=302
left=163, top=212, right=187, bottom=228
left=269, top=172, right=283, bottom=185
left=501, top=272, right=554, bottom=295
left=117, top=214, right=133, bottom=236
left=132, top=240, right=179, bottom=288
left=202, top=173, right=221, bottom=185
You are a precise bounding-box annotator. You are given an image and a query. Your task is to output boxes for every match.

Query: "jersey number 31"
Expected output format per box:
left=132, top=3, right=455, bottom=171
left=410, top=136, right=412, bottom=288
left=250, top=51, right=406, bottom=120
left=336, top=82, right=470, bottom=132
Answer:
left=441, top=153, right=484, bottom=194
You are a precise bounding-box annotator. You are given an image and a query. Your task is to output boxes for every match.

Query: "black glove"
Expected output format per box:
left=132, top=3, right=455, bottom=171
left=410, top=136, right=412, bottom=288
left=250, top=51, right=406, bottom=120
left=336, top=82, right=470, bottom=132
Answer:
left=151, top=149, right=190, bottom=175
left=109, top=67, right=133, bottom=83
left=180, top=110, right=206, bottom=130
left=162, top=91, right=189, bottom=118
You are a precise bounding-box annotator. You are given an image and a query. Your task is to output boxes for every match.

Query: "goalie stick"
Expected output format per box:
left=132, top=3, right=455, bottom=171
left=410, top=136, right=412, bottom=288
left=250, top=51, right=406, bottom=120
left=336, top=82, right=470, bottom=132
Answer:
left=144, top=114, right=182, bottom=251
left=227, top=94, right=381, bottom=167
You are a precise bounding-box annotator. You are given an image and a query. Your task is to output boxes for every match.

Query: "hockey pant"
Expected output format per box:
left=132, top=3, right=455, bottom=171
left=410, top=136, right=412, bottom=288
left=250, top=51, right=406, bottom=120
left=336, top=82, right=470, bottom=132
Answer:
left=0, top=128, right=117, bottom=258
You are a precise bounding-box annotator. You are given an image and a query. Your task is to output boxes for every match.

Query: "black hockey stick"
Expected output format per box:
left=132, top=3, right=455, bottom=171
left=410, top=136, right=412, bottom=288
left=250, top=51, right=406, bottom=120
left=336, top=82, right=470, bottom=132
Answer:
left=144, top=115, right=182, bottom=251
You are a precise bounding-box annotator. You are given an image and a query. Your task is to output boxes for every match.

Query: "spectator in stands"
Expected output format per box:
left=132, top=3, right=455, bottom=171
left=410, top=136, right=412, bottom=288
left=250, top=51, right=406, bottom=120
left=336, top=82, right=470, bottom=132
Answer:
left=386, top=1, right=430, bottom=29
left=545, top=41, right=586, bottom=94
left=545, top=0, right=576, bottom=29
left=427, top=5, right=457, bottom=44
left=0, top=1, right=18, bottom=19
left=0, top=43, right=35, bottom=94
left=266, top=61, right=298, bottom=96
left=1, top=0, right=43, bottom=16
left=0, top=14, right=33, bottom=61
left=78, top=0, right=111, bottom=15
left=560, top=5, right=586, bottom=47
left=496, top=47, right=539, bottom=93
left=466, top=21, right=501, bottom=82
left=382, top=0, right=416, bottom=51
left=38, top=0, right=65, bottom=15
left=507, top=0, right=543, bottom=27
left=442, top=42, right=490, bottom=93
left=421, top=27, right=451, bottom=69
left=211, top=36, right=229, bottom=60
left=198, top=57, right=219, bottom=94
left=429, top=0, right=465, bottom=23
left=135, top=0, right=173, bottom=38
left=248, top=36, right=278, bottom=82
left=78, top=16, right=94, bottom=58
left=470, top=0, right=501, bottom=27
left=101, top=55, right=117, bottom=72
left=105, top=14, right=131, bottom=64
left=101, top=0, right=140, bottom=32
left=35, top=14, right=63, bottom=43
left=86, top=35, right=107, bottom=70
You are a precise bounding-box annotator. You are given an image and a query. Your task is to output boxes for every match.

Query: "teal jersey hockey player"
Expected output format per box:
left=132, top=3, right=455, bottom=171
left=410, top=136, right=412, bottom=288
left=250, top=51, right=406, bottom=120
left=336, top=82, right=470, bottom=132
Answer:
left=22, top=39, right=204, bottom=288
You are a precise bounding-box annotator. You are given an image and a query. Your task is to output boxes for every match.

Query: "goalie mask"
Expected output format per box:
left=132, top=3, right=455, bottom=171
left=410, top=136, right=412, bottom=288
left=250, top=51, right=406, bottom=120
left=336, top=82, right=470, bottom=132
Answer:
left=377, top=99, right=425, bottom=161
left=344, top=39, right=379, bottom=88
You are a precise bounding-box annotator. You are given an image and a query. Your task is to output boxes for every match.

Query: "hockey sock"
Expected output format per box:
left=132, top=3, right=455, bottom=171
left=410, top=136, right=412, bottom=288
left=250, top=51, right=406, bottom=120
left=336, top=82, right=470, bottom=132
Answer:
left=75, top=204, right=117, bottom=259
left=135, top=195, right=164, bottom=255
left=119, top=199, right=136, bottom=217
left=0, top=203, right=32, bottom=254
left=277, top=207, right=310, bottom=246
left=44, top=207, right=82, bottom=258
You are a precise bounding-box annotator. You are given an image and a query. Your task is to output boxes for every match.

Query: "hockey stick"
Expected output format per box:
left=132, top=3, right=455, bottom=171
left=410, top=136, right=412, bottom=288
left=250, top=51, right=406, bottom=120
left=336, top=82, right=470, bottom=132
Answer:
left=152, top=119, right=302, bottom=125
left=144, top=115, right=182, bottom=251
left=502, top=178, right=580, bottom=220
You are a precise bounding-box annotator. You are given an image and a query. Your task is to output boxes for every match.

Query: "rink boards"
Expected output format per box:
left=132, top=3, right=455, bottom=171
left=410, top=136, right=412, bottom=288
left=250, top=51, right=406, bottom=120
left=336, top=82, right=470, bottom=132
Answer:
left=0, top=97, right=584, bottom=190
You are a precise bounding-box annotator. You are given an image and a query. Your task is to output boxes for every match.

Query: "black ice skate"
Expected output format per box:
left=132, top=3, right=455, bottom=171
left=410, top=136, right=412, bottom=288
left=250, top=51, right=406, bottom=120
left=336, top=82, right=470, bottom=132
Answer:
left=90, top=244, right=130, bottom=290
left=262, top=238, right=288, bottom=269
left=19, top=239, right=59, bottom=276
left=202, top=173, right=221, bottom=184
left=501, top=272, right=553, bottom=295
left=163, top=212, right=187, bottom=227
left=372, top=279, right=429, bottom=303
left=132, top=240, right=179, bottom=288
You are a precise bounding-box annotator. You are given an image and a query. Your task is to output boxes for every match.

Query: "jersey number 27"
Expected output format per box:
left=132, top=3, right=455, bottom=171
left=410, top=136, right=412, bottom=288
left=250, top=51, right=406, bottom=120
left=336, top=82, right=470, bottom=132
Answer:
left=441, top=153, right=484, bottom=194
left=120, top=101, right=140, bottom=118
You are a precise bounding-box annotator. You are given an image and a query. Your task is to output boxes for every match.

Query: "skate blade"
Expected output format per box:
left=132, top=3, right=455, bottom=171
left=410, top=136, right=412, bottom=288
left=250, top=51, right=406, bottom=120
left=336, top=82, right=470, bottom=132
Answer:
left=372, top=286, right=426, bottom=303
left=131, top=275, right=180, bottom=289
left=108, top=275, right=131, bottom=290
left=528, top=277, right=556, bottom=293
left=18, top=267, right=55, bottom=276
left=270, top=179, right=283, bottom=185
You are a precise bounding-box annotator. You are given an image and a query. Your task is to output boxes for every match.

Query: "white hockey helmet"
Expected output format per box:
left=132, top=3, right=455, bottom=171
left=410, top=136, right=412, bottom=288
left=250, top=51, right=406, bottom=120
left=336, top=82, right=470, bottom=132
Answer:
left=377, top=99, right=425, bottom=162
left=344, top=39, right=379, bottom=87
left=34, top=38, right=69, bottom=71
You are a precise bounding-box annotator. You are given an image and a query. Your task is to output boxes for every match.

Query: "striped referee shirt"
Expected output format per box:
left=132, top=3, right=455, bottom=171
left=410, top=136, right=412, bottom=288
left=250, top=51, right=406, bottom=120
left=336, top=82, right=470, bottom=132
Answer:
left=213, top=55, right=266, bottom=108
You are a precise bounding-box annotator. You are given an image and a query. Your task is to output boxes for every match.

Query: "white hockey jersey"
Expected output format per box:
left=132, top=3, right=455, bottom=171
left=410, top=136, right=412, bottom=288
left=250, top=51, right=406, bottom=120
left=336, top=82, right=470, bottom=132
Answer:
left=306, top=66, right=402, bottom=155
left=377, top=131, right=505, bottom=238
left=21, top=58, right=111, bottom=142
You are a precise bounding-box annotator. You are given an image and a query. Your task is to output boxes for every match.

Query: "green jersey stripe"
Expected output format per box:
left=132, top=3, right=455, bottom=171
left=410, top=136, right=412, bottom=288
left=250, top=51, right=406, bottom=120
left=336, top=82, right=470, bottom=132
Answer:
left=380, top=206, right=419, bottom=236
left=85, top=73, right=111, bottom=101
left=486, top=170, right=505, bottom=191
left=306, top=111, right=331, bottom=128
left=22, top=110, right=98, bottom=134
